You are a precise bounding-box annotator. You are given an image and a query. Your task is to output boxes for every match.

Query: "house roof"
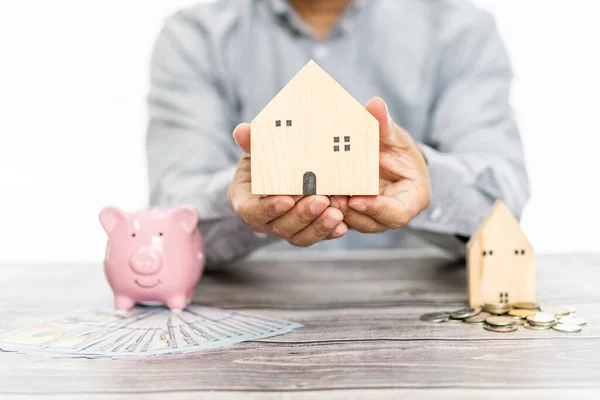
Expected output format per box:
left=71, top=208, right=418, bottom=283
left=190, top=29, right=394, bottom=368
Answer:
left=466, top=200, right=532, bottom=250
left=252, top=60, right=376, bottom=125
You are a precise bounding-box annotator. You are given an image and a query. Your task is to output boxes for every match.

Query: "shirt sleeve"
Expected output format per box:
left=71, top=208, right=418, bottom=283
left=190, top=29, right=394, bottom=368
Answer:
left=146, top=12, right=277, bottom=268
left=406, top=11, right=531, bottom=254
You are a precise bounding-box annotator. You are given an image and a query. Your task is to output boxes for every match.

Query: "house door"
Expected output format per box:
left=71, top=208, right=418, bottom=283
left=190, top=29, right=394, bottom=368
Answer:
left=303, top=171, right=316, bottom=195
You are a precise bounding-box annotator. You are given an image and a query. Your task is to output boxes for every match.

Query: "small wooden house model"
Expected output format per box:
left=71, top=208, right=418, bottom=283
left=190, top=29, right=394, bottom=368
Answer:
left=250, top=60, right=379, bottom=195
left=466, top=200, right=536, bottom=307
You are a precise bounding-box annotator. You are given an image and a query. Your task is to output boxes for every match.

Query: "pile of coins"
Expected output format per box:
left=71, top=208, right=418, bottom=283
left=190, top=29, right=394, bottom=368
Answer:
left=419, top=302, right=586, bottom=333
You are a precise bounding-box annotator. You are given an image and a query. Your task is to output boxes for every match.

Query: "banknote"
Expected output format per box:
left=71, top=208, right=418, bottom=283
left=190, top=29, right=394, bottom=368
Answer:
left=0, top=305, right=301, bottom=358
left=0, top=307, right=152, bottom=354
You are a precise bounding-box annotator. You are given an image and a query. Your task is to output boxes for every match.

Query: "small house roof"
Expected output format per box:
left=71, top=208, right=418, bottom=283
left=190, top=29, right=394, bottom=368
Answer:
left=252, top=60, right=376, bottom=125
left=466, top=200, right=532, bottom=250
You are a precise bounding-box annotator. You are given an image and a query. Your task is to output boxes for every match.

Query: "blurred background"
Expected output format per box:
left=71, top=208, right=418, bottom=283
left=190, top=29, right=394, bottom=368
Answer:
left=0, top=0, right=598, bottom=263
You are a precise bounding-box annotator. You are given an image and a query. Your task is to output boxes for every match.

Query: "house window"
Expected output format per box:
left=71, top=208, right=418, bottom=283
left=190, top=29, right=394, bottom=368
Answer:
left=334, top=136, right=351, bottom=152
left=275, top=120, right=281, bottom=127
left=333, top=136, right=350, bottom=152
left=286, top=120, right=292, bottom=127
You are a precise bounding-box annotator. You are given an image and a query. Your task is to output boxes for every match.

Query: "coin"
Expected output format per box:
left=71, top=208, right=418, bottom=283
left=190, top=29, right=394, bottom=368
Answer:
left=484, top=324, right=517, bottom=333
left=558, top=316, right=587, bottom=326
left=524, top=322, right=551, bottom=330
left=464, top=312, right=491, bottom=324
left=420, top=312, right=450, bottom=323
left=508, top=309, right=537, bottom=318
left=486, top=316, right=515, bottom=327
left=486, top=310, right=507, bottom=316
left=512, top=302, right=540, bottom=310
left=553, top=323, right=582, bottom=333
left=527, top=312, right=557, bottom=325
left=482, top=303, right=511, bottom=315
left=552, top=306, right=576, bottom=317
left=483, top=303, right=510, bottom=309
left=418, top=307, right=585, bottom=334
left=450, top=308, right=481, bottom=320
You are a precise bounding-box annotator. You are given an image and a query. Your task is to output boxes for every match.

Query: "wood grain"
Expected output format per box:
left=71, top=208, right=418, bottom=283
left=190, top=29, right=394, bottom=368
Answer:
left=251, top=60, right=379, bottom=195
left=5, top=389, right=599, bottom=400
left=467, top=201, right=536, bottom=307
left=1, top=251, right=600, bottom=399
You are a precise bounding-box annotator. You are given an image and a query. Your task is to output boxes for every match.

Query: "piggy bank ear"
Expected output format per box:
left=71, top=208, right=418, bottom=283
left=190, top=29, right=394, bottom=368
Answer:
left=169, top=205, right=198, bottom=234
left=99, top=207, right=127, bottom=235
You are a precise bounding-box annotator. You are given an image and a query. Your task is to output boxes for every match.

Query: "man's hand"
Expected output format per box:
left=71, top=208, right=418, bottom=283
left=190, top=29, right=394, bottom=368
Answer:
left=330, top=97, right=431, bottom=233
left=229, top=123, right=348, bottom=247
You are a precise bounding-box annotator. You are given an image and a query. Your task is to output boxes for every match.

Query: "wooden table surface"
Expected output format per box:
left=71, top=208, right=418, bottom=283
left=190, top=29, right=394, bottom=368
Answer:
left=1, top=250, right=600, bottom=399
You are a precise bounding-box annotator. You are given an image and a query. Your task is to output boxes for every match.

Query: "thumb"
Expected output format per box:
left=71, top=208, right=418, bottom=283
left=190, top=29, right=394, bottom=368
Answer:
left=365, top=97, right=393, bottom=142
left=233, top=123, right=251, bottom=154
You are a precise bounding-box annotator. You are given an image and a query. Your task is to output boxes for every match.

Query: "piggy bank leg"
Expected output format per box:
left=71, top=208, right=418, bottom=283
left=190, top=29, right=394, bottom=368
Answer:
left=166, top=295, right=187, bottom=312
left=115, top=295, right=136, bottom=310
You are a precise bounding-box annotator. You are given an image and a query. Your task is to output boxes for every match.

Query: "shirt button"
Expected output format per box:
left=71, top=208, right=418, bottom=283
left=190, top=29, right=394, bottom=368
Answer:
left=430, top=207, right=443, bottom=221
left=313, top=44, right=329, bottom=59
left=253, top=231, right=268, bottom=239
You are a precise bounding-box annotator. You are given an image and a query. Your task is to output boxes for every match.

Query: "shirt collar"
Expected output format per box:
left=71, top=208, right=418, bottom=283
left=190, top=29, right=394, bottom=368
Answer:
left=266, top=0, right=368, bottom=37
left=267, top=0, right=368, bottom=14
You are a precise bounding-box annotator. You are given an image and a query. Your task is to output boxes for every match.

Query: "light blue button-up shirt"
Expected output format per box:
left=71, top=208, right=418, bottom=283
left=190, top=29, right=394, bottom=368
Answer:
left=146, top=0, right=530, bottom=267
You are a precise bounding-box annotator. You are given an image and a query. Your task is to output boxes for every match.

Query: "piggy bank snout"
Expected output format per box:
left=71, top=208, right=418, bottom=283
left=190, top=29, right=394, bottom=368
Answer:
left=129, top=248, right=163, bottom=275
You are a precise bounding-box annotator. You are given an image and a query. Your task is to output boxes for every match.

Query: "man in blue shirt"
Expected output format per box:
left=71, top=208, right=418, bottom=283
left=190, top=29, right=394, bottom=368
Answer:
left=147, top=0, right=530, bottom=267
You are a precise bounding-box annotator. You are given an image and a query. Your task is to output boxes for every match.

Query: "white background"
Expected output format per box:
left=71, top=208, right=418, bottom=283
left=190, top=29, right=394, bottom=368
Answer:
left=0, top=0, right=598, bottom=263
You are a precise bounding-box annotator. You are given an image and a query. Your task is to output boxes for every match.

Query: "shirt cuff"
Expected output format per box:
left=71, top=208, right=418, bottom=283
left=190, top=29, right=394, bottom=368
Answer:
left=192, top=167, right=281, bottom=266
left=198, top=166, right=238, bottom=220
left=203, top=218, right=280, bottom=268
left=408, top=144, right=486, bottom=237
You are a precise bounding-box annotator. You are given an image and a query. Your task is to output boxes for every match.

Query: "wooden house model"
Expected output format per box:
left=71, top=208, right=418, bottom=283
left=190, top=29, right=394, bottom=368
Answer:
left=466, top=200, right=536, bottom=307
left=250, top=60, right=379, bottom=195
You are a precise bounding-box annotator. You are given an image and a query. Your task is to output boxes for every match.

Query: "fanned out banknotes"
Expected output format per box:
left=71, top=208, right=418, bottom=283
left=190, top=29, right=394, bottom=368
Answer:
left=0, top=305, right=302, bottom=358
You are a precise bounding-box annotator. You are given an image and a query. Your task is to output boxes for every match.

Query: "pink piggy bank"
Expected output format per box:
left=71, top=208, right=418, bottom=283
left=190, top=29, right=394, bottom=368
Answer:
left=99, top=205, right=205, bottom=311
